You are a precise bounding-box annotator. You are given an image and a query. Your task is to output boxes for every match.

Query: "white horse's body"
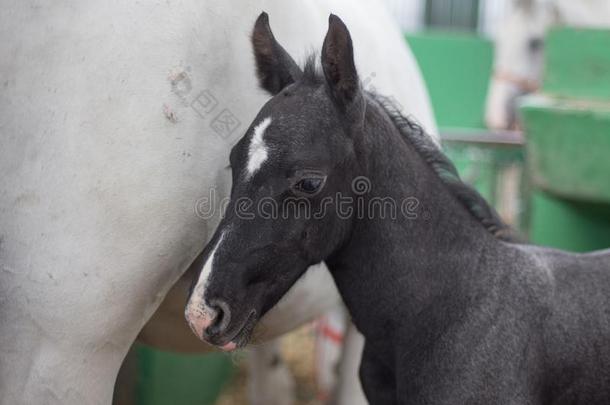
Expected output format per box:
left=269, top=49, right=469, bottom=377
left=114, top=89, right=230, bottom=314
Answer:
left=486, top=0, right=610, bottom=129
left=0, top=1, right=436, bottom=404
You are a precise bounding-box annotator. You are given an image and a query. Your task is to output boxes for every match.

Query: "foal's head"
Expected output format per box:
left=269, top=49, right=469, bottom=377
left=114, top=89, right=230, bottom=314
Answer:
left=185, top=13, right=368, bottom=349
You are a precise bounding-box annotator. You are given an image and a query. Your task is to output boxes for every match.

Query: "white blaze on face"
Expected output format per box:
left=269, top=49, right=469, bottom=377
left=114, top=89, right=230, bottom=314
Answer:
left=246, top=117, right=272, bottom=178
left=185, top=233, right=224, bottom=340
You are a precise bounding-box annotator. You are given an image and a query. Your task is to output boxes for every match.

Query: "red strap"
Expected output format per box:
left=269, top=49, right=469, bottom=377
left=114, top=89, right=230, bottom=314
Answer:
left=318, top=322, right=344, bottom=344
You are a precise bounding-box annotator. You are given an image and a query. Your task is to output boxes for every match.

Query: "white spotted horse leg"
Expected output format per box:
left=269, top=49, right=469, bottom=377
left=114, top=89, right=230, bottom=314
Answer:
left=246, top=339, right=295, bottom=405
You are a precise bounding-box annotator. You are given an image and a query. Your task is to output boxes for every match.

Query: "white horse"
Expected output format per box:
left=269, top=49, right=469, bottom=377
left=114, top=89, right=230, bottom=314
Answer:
left=485, top=0, right=610, bottom=130
left=0, top=1, right=436, bottom=404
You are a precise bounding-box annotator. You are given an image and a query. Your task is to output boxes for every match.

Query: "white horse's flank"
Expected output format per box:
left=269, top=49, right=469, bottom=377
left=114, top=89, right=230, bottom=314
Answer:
left=485, top=0, right=610, bottom=129
left=0, top=1, right=436, bottom=404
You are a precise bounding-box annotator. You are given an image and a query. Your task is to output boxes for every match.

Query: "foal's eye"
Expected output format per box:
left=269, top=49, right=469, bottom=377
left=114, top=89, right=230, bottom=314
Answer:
left=292, top=175, right=326, bottom=196
left=297, top=178, right=322, bottom=193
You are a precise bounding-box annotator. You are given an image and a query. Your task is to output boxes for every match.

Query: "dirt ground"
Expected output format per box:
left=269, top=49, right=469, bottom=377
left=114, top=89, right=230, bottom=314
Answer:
left=216, top=323, right=323, bottom=405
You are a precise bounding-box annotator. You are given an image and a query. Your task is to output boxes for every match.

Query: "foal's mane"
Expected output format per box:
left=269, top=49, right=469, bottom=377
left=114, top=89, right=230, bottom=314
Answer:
left=370, top=94, right=519, bottom=242
left=299, top=56, right=517, bottom=242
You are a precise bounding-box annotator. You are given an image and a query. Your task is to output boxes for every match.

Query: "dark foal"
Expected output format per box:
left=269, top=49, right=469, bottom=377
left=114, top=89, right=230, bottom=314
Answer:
left=185, top=12, right=610, bottom=404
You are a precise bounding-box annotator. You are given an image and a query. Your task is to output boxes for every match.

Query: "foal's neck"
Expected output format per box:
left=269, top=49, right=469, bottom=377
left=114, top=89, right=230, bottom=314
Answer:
left=327, top=100, right=501, bottom=355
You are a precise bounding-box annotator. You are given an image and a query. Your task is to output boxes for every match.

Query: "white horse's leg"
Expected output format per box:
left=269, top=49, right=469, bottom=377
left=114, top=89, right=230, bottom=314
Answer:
left=0, top=320, right=118, bottom=405
left=333, top=323, right=367, bottom=405
left=247, top=340, right=295, bottom=405
left=0, top=266, right=169, bottom=405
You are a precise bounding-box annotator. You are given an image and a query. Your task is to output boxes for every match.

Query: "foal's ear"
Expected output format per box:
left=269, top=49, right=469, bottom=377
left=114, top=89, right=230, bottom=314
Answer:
left=252, top=12, right=302, bottom=95
left=322, top=14, right=361, bottom=110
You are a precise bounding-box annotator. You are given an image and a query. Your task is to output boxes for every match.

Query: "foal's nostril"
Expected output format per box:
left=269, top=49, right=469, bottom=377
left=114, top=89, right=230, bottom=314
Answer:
left=205, top=299, right=232, bottom=336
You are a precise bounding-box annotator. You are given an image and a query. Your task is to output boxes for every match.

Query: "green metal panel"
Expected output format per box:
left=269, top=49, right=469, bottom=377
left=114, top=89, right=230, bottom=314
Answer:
left=407, top=32, right=493, bottom=130
left=133, top=344, right=233, bottom=405
left=522, top=27, right=610, bottom=252
left=521, top=96, right=610, bottom=204
left=544, top=28, right=610, bottom=101
left=529, top=190, right=610, bottom=252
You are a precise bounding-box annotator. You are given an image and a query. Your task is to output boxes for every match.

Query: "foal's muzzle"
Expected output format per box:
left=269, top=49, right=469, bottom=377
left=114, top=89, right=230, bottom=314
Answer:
left=185, top=298, right=235, bottom=350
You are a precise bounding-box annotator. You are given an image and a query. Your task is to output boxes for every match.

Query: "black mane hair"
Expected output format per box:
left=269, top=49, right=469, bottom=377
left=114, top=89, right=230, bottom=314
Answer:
left=296, top=56, right=518, bottom=242
left=301, top=54, right=325, bottom=87
left=369, top=93, right=520, bottom=242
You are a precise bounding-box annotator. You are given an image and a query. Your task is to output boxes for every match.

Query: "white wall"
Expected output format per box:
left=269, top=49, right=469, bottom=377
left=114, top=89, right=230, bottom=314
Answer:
left=381, top=0, right=426, bottom=32
left=479, top=0, right=512, bottom=38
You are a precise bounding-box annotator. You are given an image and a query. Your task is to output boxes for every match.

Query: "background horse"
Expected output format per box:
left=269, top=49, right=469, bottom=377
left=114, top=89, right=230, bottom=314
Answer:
left=485, top=0, right=610, bottom=130
left=0, top=1, right=436, bottom=404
